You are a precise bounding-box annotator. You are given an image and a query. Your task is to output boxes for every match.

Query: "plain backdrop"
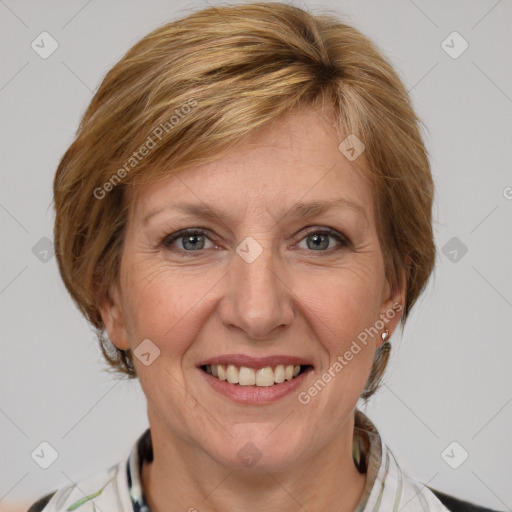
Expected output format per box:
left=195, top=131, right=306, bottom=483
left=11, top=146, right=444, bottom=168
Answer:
left=1, top=0, right=511, bottom=510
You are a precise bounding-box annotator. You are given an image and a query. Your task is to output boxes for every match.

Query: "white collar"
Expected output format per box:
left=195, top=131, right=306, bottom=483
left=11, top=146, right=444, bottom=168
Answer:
left=39, top=409, right=449, bottom=511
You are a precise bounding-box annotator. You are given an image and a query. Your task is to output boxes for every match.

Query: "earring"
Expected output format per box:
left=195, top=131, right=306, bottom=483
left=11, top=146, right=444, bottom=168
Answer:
left=381, top=329, right=391, bottom=350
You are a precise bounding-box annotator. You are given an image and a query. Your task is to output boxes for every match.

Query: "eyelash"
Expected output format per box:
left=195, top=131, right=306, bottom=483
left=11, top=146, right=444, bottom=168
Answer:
left=160, top=227, right=352, bottom=256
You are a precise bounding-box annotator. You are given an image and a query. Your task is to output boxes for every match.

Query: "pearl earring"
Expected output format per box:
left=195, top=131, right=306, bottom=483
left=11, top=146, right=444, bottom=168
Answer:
left=381, top=329, right=391, bottom=350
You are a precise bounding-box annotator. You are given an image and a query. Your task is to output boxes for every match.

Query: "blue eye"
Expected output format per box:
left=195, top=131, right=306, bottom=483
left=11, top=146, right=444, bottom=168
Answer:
left=161, top=227, right=351, bottom=255
left=297, top=229, right=350, bottom=252
left=163, top=229, right=214, bottom=252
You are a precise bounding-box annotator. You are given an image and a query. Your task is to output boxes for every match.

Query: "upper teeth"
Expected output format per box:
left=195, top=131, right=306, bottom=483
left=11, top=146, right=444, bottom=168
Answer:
left=205, top=364, right=301, bottom=386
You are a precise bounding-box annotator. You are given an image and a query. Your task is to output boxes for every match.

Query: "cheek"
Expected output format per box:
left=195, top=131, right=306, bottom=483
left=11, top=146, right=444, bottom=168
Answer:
left=120, top=261, right=204, bottom=356
left=301, top=265, right=383, bottom=344
left=294, top=261, right=384, bottom=400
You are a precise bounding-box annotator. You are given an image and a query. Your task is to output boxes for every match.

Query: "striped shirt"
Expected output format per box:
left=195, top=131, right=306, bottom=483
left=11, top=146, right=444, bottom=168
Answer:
left=30, top=410, right=453, bottom=511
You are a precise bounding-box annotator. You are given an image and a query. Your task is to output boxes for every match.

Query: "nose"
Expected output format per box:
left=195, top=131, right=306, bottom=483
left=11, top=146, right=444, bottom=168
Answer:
left=219, top=242, right=294, bottom=340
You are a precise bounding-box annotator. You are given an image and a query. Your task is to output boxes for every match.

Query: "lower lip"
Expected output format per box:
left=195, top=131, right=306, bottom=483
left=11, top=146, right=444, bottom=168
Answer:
left=198, top=367, right=313, bottom=404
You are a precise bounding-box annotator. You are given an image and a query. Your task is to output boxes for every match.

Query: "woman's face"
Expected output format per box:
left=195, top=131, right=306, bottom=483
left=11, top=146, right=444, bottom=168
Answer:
left=102, top=108, right=404, bottom=471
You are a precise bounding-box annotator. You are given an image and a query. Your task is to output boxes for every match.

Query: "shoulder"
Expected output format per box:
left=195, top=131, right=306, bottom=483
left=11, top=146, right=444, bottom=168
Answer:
left=394, top=459, right=503, bottom=512
left=372, top=439, right=501, bottom=512
left=26, top=491, right=56, bottom=512
left=395, top=473, right=503, bottom=512
left=428, top=487, right=505, bottom=512
left=25, top=460, right=132, bottom=512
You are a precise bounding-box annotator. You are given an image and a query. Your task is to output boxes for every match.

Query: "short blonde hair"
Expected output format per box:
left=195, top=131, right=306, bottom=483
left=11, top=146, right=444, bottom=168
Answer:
left=53, top=2, right=435, bottom=399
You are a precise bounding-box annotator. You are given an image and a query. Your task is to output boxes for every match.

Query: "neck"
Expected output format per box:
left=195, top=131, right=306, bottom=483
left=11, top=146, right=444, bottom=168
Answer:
left=141, top=413, right=367, bottom=512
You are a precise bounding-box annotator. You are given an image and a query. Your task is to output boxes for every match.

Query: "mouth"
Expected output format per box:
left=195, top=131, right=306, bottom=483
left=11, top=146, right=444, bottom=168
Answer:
left=200, top=363, right=313, bottom=387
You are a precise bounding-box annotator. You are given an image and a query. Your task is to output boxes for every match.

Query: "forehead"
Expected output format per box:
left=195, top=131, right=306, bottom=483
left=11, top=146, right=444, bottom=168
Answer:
left=128, top=108, right=375, bottom=224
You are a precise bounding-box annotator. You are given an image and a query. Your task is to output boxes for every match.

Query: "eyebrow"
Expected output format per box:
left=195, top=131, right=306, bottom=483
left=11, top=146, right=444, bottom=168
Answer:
left=142, top=198, right=367, bottom=225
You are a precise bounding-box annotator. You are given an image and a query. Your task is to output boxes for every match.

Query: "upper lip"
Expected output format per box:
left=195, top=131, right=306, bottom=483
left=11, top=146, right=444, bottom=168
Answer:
left=197, top=354, right=314, bottom=369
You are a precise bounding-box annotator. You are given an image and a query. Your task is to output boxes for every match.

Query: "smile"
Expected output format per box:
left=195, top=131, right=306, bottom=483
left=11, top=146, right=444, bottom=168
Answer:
left=201, top=364, right=310, bottom=387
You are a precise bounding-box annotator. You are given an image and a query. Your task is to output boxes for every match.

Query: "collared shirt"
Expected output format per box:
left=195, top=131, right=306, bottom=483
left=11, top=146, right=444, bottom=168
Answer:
left=31, top=409, right=450, bottom=512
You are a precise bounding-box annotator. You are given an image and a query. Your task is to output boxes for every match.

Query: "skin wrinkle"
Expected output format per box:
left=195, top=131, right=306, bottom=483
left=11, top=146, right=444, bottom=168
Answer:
left=137, top=196, right=371, bottom=272
left=100, top=109, right=405, bottom=512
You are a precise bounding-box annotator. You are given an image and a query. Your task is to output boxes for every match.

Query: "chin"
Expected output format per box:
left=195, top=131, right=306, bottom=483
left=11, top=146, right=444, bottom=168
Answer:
left=206, top=428, right=307, bottom=472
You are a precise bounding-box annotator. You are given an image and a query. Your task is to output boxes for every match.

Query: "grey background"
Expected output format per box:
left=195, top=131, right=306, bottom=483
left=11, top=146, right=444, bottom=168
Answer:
left=1, top=0, right=511, bottom=509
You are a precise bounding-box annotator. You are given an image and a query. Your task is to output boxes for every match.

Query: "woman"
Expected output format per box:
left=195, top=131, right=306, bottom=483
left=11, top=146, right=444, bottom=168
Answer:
left=27, top=2, right=501, bottom=511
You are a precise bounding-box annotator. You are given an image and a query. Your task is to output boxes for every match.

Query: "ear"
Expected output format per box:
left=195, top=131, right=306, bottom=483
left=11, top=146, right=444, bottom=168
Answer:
left=377, top=267, right=406, bottom=348
left=98, top=284, right=130, bottom=351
